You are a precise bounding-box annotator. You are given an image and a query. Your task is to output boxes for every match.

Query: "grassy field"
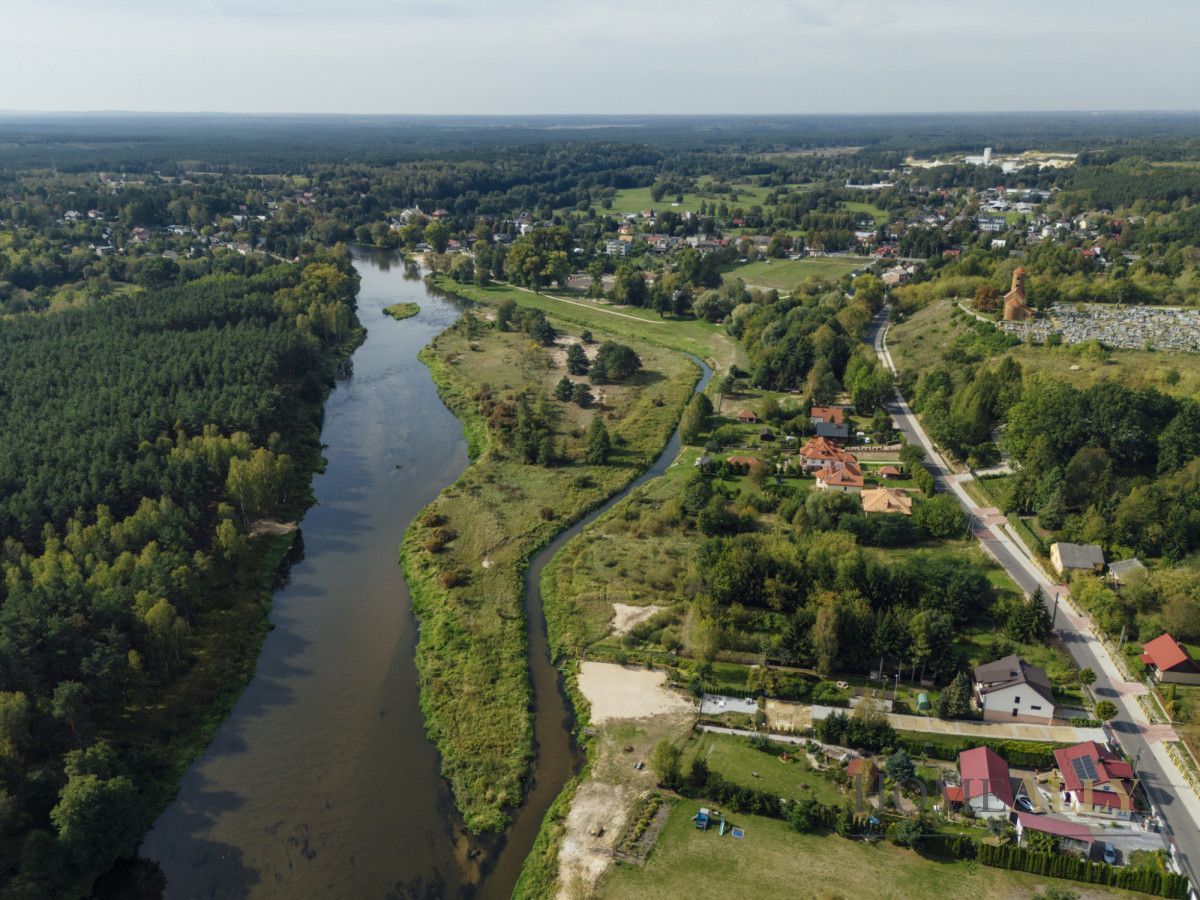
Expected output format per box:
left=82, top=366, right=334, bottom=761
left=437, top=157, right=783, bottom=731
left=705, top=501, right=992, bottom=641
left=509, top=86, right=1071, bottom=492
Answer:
left=843, top=199, right=891, bottom=224
left=401, top=314, right=698, bottom=831
left=605, top=182, right=775, bottom=216
left=723, top=256, right=868, bottom=292
left=889, top=300, right=1200, bottom=397
left=430, top=276, right=746, bottom=373
left=598, top=801, right=1140, bottom=900
left=680, top=733, right=847, bottom=806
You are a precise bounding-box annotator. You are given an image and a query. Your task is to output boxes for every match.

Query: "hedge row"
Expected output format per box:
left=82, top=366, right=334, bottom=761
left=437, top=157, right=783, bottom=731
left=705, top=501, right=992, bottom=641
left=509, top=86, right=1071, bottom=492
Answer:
left=896, top=731, right=1066, bottom=769
left=977, top=842, right=1189, bottom=898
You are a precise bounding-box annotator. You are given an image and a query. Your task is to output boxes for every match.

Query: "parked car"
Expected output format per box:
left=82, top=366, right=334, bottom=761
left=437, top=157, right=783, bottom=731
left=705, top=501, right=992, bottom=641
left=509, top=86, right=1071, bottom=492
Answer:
left=1014, top=796, right=1034, bottom=813
left=1103, top=843, right=1118, bottom=865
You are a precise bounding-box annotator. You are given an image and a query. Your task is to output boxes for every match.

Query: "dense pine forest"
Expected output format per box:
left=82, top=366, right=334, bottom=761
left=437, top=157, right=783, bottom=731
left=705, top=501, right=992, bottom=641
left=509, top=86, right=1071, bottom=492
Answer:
left=0, top=248, right=359, bottom=896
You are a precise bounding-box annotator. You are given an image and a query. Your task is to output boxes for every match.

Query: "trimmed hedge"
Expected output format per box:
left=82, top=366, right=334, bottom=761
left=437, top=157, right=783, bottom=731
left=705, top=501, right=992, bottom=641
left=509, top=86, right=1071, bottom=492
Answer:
left=896, top=731, right=1066, bottom=769
left=977, top=842, right=1189, bottom=898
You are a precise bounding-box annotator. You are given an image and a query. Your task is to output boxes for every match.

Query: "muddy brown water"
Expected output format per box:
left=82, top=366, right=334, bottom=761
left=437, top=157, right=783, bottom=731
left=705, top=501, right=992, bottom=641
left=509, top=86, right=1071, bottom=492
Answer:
left=139, top=247, right=710, bottom=899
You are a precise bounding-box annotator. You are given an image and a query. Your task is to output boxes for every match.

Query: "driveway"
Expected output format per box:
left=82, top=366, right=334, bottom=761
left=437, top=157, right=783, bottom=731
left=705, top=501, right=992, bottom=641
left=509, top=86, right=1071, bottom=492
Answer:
left=807, top=704, right=1106, bottom=744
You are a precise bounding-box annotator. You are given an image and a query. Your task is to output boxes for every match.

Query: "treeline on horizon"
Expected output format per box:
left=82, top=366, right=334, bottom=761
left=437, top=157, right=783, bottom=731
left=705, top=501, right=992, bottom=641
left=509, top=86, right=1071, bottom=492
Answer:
left=4, top=111, right=1200, bottom=172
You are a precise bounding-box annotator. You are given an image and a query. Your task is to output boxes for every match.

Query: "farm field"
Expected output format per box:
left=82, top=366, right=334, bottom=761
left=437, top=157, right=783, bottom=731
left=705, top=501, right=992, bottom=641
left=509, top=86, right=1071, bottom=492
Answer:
left=722, top=256, right=868, bottom=292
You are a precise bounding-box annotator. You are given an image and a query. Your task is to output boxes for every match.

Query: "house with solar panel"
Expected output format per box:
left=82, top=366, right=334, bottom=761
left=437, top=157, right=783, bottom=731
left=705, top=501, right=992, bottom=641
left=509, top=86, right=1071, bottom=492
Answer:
left=1053, top=741, right=1137, bottom=820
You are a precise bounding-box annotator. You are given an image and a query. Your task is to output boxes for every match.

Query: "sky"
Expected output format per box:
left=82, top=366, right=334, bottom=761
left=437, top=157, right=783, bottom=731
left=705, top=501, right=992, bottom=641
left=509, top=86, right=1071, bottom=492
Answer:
left=2, top=0, right=1197, bottom=115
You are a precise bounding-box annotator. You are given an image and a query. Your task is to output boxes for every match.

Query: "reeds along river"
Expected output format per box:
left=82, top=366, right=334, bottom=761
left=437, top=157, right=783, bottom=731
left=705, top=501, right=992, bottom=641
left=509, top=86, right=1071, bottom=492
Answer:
left=137, top=247, right=711, bottom=899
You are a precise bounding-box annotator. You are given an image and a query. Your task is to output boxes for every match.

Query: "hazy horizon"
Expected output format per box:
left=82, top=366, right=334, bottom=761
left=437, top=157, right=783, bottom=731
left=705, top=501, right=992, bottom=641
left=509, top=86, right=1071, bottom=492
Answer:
left=4, top=0, right=1197, bottom=115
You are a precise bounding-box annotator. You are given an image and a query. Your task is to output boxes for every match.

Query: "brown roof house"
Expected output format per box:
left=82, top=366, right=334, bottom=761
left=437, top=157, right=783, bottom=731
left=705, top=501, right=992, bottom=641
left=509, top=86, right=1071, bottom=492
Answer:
left=860, top=487, right=912, bottom=515
left=735, top=409, right=758, bottom=424
left=973, top=654, right=1056, bottom=723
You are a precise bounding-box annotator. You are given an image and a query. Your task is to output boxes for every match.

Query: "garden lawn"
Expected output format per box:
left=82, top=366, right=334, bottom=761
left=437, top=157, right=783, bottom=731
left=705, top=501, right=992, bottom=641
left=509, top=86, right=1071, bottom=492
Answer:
left=598, top=801, right=1140, bottom=900
left=680, top=733, right=846, bottom=806
left=722, top=257, right=868, bottom=292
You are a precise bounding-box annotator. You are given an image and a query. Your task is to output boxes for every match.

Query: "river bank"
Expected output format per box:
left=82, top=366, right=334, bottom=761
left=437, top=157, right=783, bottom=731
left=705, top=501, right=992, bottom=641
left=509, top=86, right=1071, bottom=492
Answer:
left=140, top=249, right=483, bottom=898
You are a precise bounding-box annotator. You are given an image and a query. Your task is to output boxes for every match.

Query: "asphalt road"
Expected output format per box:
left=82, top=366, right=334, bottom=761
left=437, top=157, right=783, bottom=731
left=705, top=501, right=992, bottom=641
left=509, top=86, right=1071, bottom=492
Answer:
left=867, top=308, right=1199, bottom=890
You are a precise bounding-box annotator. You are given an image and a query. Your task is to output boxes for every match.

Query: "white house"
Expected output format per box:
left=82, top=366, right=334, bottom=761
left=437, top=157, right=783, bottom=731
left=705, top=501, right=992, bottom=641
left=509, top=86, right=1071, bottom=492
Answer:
left=973, top=655, right=1056, bottom=724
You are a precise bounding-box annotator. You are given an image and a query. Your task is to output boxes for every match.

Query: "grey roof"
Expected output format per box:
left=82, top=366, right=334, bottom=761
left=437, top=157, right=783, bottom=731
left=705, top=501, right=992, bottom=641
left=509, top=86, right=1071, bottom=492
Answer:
left=973, top=654, right=1054, bottom=705
left=814, top=422, right=850, bottom=439
left=1108, top=558, right=1147, bottom=582
left=1053, top=542, right=1105, bottom=570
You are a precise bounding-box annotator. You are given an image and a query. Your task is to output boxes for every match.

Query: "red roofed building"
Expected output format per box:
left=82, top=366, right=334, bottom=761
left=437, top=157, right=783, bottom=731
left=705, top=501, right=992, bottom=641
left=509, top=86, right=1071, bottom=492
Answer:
left=809, top=406, right=846, bottom=426
left=1140, top=633, right=1200, bottom=685
left=735, top=409, right=758, bottom=424
left=1053, top=741, right=1136, bottom=819
left=958, top=747, right=1018, bottom=819
left=815, top=463, right=863, bottom=494
left=847, top=757, right=880, bottom=784
left=798, top=436, right=858, bottom=473
left=1015, top=812, right=1093, bottom=856
left=879, top=465, right=903, bottom=479
left=726, top=456, right=761, bottom=469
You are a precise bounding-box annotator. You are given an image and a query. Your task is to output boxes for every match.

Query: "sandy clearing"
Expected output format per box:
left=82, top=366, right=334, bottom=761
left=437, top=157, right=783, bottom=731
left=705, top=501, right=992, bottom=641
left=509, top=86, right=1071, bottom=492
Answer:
left=248, top=519, right=297, bottom=537
left=609, top=603, right=663, bottom=636
left=578, top=661, right=693, bottom=724
left=556, top=780, right=639, bottom=899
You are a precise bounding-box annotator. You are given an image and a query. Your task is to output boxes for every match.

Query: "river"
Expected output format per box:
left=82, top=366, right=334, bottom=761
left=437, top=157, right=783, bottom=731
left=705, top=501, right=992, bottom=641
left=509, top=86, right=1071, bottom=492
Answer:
left=141, top=248, right=712, bottom=899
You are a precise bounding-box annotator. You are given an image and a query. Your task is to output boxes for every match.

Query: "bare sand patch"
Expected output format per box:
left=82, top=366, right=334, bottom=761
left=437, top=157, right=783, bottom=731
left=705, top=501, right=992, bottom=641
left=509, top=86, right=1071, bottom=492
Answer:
left=556, top=780, right=637, bottom=899
left=609, top=603, right=663, bottom=636
left=578, top=661, right=693, bottom=724
left=248, top=519, right=297, bottom=538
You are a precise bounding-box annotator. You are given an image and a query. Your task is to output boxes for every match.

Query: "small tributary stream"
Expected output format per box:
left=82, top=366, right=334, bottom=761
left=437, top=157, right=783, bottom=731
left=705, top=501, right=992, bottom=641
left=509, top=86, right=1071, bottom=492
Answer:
left=140, top=247, right=711, bottom=898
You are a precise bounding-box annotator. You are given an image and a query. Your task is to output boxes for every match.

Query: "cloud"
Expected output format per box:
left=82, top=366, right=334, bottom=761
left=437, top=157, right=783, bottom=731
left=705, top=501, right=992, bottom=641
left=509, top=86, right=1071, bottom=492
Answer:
left=0, top=0, right=1195, bottom=113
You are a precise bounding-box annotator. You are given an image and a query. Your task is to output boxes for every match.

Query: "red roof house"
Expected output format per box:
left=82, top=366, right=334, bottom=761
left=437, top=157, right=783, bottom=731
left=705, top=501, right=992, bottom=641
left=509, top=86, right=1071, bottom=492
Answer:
left=1053, top=741, right=1136, bottom=818
left=815, top=464, right=864, bottom=493
left=1140, top=634, right=1200, bottom=685
left=735, top=409, right=758, bottom=423
left=1015, top=812, right=1093, bottom=855
left=958, top=747, right=1015, bottom=817
left=879, top=465, right=903, bottom=479
left=809, top=406, right=846, bottom=425
left=847, top=757, right=880, bottom=782
left=798, top=436, right=858, bottom=472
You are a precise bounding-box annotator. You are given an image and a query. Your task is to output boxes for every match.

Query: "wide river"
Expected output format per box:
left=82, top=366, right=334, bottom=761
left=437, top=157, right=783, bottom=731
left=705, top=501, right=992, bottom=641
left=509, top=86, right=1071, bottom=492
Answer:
left=142, top=247, right=711, bottom=898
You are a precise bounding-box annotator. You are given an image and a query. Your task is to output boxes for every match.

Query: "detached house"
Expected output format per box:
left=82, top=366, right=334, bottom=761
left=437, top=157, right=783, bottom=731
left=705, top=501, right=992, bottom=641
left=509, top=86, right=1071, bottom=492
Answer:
left=1053, top=741, right=1137, bottom=819
left=1140, top=634, right=1200, bottom=686
left=973, top=655, right=1055, bottom=723
left=797, top=436, right=857, bottom=473
left=861, top=487, right=912, bottom=516
left=1050, top=542, right=1105, bottom=576
left=735, top=409, right=758, bottom=424
left=815, top=465, right=863, bottom=493
left=957, top=746, right=1022, bottom=819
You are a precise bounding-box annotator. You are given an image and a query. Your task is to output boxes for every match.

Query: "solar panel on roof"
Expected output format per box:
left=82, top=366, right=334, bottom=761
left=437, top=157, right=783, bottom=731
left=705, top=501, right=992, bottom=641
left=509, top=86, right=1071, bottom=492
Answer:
left=1073, top=756, right=1099, bottom=783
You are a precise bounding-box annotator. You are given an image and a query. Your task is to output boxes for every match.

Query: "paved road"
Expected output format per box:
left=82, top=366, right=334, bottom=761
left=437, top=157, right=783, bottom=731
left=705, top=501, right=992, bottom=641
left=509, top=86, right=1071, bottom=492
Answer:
left=868, top=308, right=1200, bottom=891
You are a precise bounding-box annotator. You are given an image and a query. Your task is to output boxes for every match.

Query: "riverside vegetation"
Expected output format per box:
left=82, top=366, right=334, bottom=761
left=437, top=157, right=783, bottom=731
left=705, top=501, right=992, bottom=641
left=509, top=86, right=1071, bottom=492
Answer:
left=400, top=296, right=697, bottom=831
left=0, top=248, right=361, bottom=896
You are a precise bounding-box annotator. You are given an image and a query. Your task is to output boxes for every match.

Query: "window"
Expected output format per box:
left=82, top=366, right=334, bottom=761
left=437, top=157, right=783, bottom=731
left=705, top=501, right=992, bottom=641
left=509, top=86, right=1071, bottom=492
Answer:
left=1030, top=705, right=1042, bottom=711
left=1014, top=696, right=1021, bottom=704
